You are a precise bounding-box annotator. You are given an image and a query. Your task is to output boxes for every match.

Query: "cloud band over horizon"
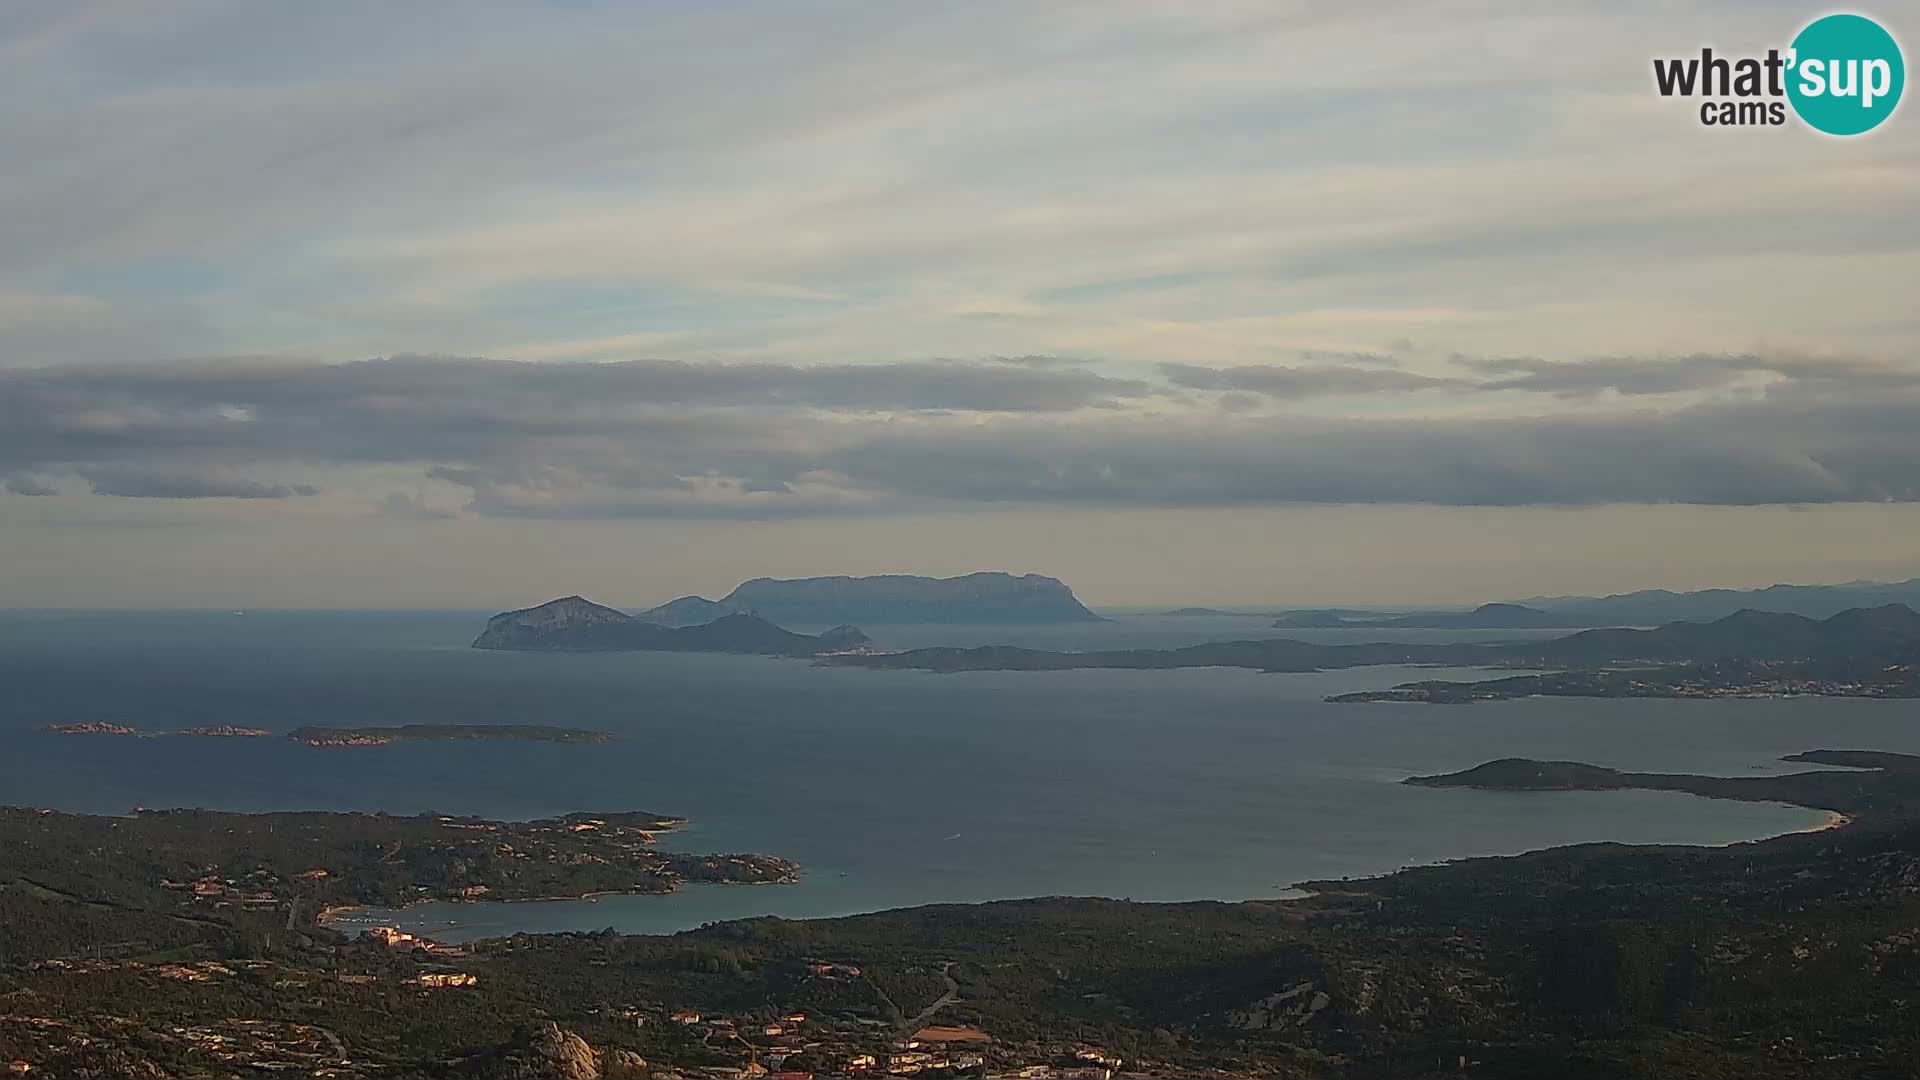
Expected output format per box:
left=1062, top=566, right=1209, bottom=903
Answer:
left=4, top=351, right=1917, bottom=519
left=3, top=3, right=1917, bottom=605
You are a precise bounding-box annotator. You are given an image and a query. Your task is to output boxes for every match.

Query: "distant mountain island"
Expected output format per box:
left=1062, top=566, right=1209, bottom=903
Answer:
left=1261, top=576, right=1920, bottom=629
left=830, top=604, right=1920, bottom=701
left=636, top=572, right=1101, bottom=626
left=471, top=595, right=872, bottom=655
left=1513, top=576, right=1920, bottom=624
left=1523, top=603, right=1920, bottom=666
left=1272, top=602, right=1597, bottom=630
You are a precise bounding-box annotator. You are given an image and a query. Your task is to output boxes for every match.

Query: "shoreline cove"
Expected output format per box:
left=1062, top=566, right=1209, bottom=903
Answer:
left=339, top=781, right=1842, bottom=944
left=1791, top=809, right=1854, bottom=835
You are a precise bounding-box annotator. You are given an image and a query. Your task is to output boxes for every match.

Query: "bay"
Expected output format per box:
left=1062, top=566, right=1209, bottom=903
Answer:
left=0, top=609, right=1895, bottom=941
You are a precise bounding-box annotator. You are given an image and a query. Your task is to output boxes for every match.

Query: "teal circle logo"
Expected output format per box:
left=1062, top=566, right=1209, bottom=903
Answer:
left=1787, top=13, right=1904, bottom=135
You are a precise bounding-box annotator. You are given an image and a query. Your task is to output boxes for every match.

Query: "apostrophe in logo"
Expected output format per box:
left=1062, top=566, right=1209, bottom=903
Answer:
left=1787, top=13, right=1904, bottom=135
left=1652, top=12, right=1904, bottom=135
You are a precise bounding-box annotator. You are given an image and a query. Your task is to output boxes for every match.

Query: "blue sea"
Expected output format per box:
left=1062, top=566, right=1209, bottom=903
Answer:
left=2, top=609, right=1907, bottom=942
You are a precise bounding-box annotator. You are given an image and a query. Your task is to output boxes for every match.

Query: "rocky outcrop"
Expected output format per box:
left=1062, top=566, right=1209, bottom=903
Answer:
left=1227, top=981, right=1332, bottom=1030
left=465, top=1023, right=640, bottom=1080
left=603, top=1049, right=649, bottom=1078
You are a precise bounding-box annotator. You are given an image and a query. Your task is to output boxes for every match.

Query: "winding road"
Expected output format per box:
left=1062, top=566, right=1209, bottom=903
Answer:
left=900, top=962, right=961, bottom=1033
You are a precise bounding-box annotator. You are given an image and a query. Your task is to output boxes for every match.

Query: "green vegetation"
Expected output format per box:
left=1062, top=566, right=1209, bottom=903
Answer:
left=0, top=806, right=791, bottom=959
left=5, top=752, right=1920, bottom=1075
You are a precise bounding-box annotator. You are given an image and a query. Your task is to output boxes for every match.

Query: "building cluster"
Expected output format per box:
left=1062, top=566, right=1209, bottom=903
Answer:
left=159, top=867, right=287, bottom=910
left=362, top=924, right=470, bottom=956
left=640, top=1005, right=1134, bottom=1080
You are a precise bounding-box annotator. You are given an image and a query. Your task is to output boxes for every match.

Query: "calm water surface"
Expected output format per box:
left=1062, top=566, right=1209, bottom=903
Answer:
left=3, top=610, right=1905, bottom=940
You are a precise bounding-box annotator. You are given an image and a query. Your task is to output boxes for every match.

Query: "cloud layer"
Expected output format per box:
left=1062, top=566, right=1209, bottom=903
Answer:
left=4, top=352, right=1917, bottom=516
left=3, top=2, right=1917, bottom=374
left=3, top=4, right=1917, bottom=567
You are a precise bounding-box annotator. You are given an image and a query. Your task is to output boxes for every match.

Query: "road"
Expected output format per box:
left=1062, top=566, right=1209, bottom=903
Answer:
left=900, top=962, right=961, bottom=1033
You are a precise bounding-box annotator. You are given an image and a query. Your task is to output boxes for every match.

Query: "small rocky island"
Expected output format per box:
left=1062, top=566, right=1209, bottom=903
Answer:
left=472, top=595, right=872, bottom=655
left=42, top=723, right=606, bottom=744
left=42, top=722, right=139, bottom=735
left=289, top=724, right=615, bottom=747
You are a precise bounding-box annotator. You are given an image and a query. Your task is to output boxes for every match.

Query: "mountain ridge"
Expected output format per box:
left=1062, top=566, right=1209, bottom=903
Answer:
left=635, top=571, right=1100, bottom=626
left=1273, top=601, right=1598, bottom=630
left=831, top=603, right=1920, bottom=675
left=1514, top=576, right=1920, bottom=623
left=471, top=597, right=871, bottom=656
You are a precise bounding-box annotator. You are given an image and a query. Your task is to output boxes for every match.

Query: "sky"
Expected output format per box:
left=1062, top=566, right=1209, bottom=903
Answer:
left=3, top=0, right=1919, bottom=609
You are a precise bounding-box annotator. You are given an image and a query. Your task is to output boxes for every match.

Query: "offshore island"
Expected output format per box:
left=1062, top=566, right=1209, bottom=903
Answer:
left=289, top=724, right=616, bottom=747
left=466, top=573, right=1105, bottom=655
left=42, top=723, right=618, bottom=745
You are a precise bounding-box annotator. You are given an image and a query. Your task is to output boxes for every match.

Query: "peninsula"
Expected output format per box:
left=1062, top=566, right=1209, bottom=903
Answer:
left=0, top=805, right=793, bottom=915
left=1329, top=660, right=1920, bottom=704
left=1404, top=748, right=1920, bottom=813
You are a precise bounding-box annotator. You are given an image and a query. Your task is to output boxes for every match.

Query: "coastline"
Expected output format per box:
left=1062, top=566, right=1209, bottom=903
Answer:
left=1792, top=809, right=1854, bottom=835
left=315, top=875, right=803, bottom=934
left=346, top=788, right=1830, bottom=944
